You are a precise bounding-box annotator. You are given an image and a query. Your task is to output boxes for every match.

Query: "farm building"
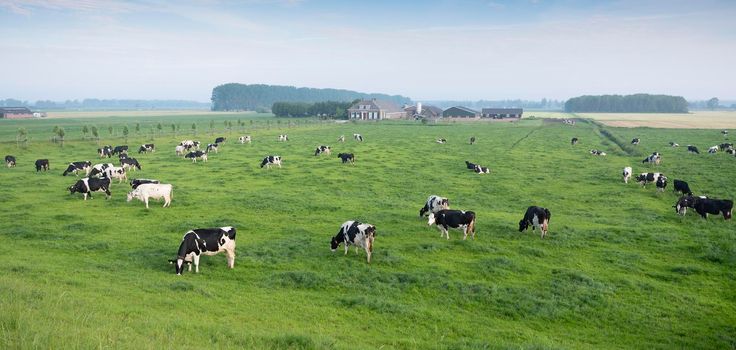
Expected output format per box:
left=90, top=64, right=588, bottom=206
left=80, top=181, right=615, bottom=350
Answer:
left=404, top=103, right=443, bottom=120
left=348, top=99, right=406, bottom=120
left=481, top=108, right=523, bottom=119
left=0, top=107, right=34, bottom=119
left=442, top=106, right=480, bottom=118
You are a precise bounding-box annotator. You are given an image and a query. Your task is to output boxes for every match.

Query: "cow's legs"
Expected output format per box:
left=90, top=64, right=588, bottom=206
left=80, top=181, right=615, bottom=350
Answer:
left=193, top=255, right=200, bottom=273
left=344, top=244, right=349, bottom=255
left=226, top=249, right=235, bottom=268
left=144, top=197, right=150, bottom=209
left=83, top=193, right=88, bottom=200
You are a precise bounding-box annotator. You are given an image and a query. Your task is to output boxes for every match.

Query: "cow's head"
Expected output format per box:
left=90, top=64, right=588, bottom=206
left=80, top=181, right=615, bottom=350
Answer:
left=427, top=212, right=437, bottom=226
left=68, top=183, right=78, bottom=194
left=126, top=191, right=135, bottom=202
left=440, top=198, right=449, bottom=209
left=330, top=236, right=340, bottom=251
left=519, top=219, right=529, bottom=232
left=674, top=196, right=694, bottom=215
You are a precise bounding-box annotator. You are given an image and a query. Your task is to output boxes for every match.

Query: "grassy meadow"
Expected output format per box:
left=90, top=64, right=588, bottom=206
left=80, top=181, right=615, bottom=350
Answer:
left=0, top=114, right=735, bottom=349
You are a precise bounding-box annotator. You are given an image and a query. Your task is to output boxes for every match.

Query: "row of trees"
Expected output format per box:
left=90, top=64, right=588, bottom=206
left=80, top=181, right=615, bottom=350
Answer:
left=564, top=94, right=688, bottom=113
left=211, top=83, right=411, bottom=111
left=271, top=100, right=356, bottom=119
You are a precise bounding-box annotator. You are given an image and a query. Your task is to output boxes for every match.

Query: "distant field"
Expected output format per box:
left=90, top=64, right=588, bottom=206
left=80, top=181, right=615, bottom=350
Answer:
left=45, top=110, right=246, bottom=119
left=529, top=111, right=736, bottom=129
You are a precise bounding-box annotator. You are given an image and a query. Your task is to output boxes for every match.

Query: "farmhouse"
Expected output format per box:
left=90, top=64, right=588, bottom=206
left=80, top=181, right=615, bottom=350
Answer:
left=442, top=106, right=480, bottom=118
left=481, top=108, right=523, bottom=119
left=404, top=103, right=443, bottom=120
left=0, top=107, right=34, bottom=119
left=348, top=99, right=406, bottom=120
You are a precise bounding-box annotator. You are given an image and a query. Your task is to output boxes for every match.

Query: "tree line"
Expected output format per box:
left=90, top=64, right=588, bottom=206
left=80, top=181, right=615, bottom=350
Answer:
left=271, top=100, right=357, bottom=119
left=564, top=94, right=688, bottom=113
left=211, top=84, right=411, bottom=111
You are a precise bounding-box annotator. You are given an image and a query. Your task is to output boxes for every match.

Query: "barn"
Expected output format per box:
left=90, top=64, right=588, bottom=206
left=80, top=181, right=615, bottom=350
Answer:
left=0, top=107, right=34, bottom=119
left=404, top=103, right=443, bottom=120
left=481, top=108, right=523, bottom=119
left=348, top=99, right=406, bottom=120
left=442, top=106, right=480, bottom=119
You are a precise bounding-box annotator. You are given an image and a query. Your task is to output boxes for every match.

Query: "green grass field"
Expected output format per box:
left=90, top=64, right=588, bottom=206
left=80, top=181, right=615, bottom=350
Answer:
left=1, top=115, right=735, bottom=349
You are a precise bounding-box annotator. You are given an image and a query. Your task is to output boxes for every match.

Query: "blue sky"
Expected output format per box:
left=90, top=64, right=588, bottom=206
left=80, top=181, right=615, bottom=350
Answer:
left=0, top=0, right=734, bottom=102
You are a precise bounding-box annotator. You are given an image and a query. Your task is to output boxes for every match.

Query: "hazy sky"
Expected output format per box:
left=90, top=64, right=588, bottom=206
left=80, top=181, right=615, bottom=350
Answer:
left=1, top=0, right=734, bottom=102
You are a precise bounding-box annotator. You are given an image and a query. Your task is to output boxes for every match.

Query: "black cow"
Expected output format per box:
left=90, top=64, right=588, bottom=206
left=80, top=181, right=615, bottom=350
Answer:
left=215, top=137, right=226, bottom=144
left=571, top=137, right=578, bottom=145
left=687, top=145, right=700, bottom=154
left=673, top=179, right=692, bottom=196
left=518, top=206, right=551, bottom=238
left=62, top=161, right=92, bottom=176
left=112, top=145, right=128, bottom=155
left=419, top=195, right=449, bottom=217
left=330, top=221, right=376, bottom=263
left=120, top=158, right=142, bottom=171
left=427, top=209, right=476, bottom=240
left=465, top=161, right=477, bottom=170
left=675, top=196, right=732, bottom=220
left=337, top=153, right=355, bottom=165
left=5, top=155, right=16, bottom=168
left=185, top=151, right=208, bottom=163
left=260, top=155, right=281, bottom=168
left=130, top=178, right=160, bottom=189
left=470, top=136, right=475, bottom=145
left=68, top=177, right=111, bottom=200
left=631, top=138, right=640, bottom=145
left=35, top=159, right=50, bottom=172
left=169, top=226, right=237, bottom=275
left=655, top=175, right=668, bottom=192
left=138, top=144, right=155, bottom=154
left=98, top=145, right=113, bottom=158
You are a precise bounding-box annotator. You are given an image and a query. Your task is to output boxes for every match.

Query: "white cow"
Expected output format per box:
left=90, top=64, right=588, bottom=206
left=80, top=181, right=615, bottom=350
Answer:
left=623, top=166, right=632, bottom=183
left=175, top=145, right=186, bottom=156
left=278, top=134, right=289, bottom=141
left=238, top=135, right=252, bottom=144
left=126, top=183, right=173, bottom=209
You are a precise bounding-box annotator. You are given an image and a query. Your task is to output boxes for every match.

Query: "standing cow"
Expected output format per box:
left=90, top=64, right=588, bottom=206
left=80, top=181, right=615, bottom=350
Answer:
left=138, top=144, right=155, bottom=154
left=314, top=145, right=331, bottom=156
left=62, top=161, right=92, bottom=176
left=622, top=166, right=632, bottom=183
left=337, top=153, right=355, bottom=165
left=98, top=145, right=113, bottom=158
left=68, top=177, right=111, bottom=200
left=330, top=221, right=376, bottom=263
left=35, top=159, right=50, bottom=172
left=427, top=209, right=476, bottom=240
left=170, top=226, right=237, bottom=275
left=419, top=195, right=449, bottom=217
left=127, top=183, right=173, bottom=208
left=260, top=155, right=281, bottom=168
left=353, top=134, right=363, bottom=142
left=5, top=155, right=16, bottom=168
left=238, top=136, right=252, bottom=144
left=519, top=206, right=551, bottom=238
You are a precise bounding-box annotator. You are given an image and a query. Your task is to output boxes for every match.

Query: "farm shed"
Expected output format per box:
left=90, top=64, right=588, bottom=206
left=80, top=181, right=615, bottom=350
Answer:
left=348, top=99, right=406, bottom=120
left=442, top=106, right=480, bottom=118
left=0, top=107, right=34, bottom=119
left=481, top=108, right=523, bottom=119
left=404, top=103, right=443, bottom=120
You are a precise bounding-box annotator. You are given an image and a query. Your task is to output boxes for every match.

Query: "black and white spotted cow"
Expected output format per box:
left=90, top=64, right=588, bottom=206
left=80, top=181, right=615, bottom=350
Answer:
left=238, top=135, right=252, bottom=144
left=337, top=153, right=354, bottom=165
left=278, top=134, right=289, bottom=142
left=474, top=164, right=491, bottom=174
left=708, top=146, right=718, bottom=154
left=687, top=145, right=700, bottom=154
left=120, top=158, right=142, bottom=171
left=353, top=133, right=363, bottom=142
left=118, top=151, right=129, bottom=160
left=727, top=149, right=736, bottom=156
left=260, top=155, right=281, bottom=168
left=179, top=140, right=200, bottom=150
left=642, top=152, right=661, bottom=165
left=518, top=206, right=551, bottom=238
left=338, top=135, right=345, bottom=142
left=89, top=163, right=114, bottom=178
left=112, top=145, right=128, bottom=155
left=127, top=183, right=172, bottom=208
left=98, top=145, right=113, bottom=158
left=130, top=178, right=160, bottom=189
left=590, top=149, right=606, bottom=156
left=138, top=144, right=155, bottom=154
left=314, top=145, right=331, bottom=156
left=5, top=155, right=16, bottom=168
left=68, top=177, right=111, bottom=200
left=108, top=166, right=127, bottom=183
left=35, top=159, right=50, bottom=172
left=419, top=195, right=449, bottom=217
left=674, top=196, right=732, bottom=220
left=631, top=138, right=640, bottom=145
left=655, top=175, right=668, bottom=192
left=427, top=209, right=476, bottom=240
left=673, top=179, right=692, bottom=196
left=436, top=138, right=447, bottom=144
left=465, top=161, right=477, bottom=170
left=62, top=161, right=92, bottom=176
left=635, top=172, right=662, bottom=187
left=170, top=226, right=237, bottom=275
left=669, top=142, right=679, bottom=147
left=571, top=137, right=578, bottom=145
left=623, top=166, right=632, bottom=183
left=722, top=130, right=728, bottom=136
left=330, top=221, right=376, bottom=263
left=215, top=137, right=226, bottom=144
left=470, top=136, right=476, bottom=145
left=720, top=143, right=733, bottom=151
left=185, top=151, right=208, bottom=163
left=206, top=143, right=219, bottom=154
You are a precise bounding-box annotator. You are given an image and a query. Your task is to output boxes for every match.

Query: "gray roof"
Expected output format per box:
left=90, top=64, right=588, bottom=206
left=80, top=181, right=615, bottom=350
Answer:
left=0, top=107, right=32, bottom=113
left=482, top=108, right=523, bottom=114
left=445, top=106, right=480, bottom=114
left=348, top=99, right=403, bottom=113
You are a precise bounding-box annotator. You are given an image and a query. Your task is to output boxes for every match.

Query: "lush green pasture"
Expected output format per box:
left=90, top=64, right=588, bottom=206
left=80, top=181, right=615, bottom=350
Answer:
left=0, top=116, right=735, bottom=349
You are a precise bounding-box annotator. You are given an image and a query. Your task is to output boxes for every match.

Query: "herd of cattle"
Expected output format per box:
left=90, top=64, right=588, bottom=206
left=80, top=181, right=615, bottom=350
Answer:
left=3, top=126, right=733, bottom=275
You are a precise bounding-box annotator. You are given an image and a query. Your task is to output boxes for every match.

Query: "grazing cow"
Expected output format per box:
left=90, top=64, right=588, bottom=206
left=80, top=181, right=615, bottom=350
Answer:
left=708, top=146, right=718, bottom=154
left=130, top=178, right=160, bottom=189
left=419, top=195, right=449, bottom=217
left=175, top=145, right=186, bottom=156
left=89, top=163, right=114, bottom=178
left=127, top=183, right=172, bottom=209
left=98, top=145, right=113, bottom=158
left=35, top=159, right=50, bottom=172
left=112, top=145, right=128, bottom=155
left=185, top=151, right=208, bottom=163
left=138, top=144, right=155, bottom=154
left=590, top=149, right=606, bottom=156
left=108, top=166, right=128, bottom=183
left=353, top=133, right=363, bottom=142
left=337, top=153, right=354, bottom=165
left=170, top=226, right=236, bottom=275
left=330, top=221, right=376, bottom=263
left=669, top=142, right=679, bottom=147
left=206, top=143, right=219, bottom=154
left=260, top=155, right=281, bottom=168
left=214, top=137, right=226, bottom=144
left=518, top=206, right=551, bottom=238
left=5, top=155, right=16, bottom=168
left=636, top=172, right=662, bottom=187
left=687, top=145, right=700, bottom=154
left=180, top=140, right=200, bottom=150
left=571, top=137, right=578, bottom=145
left=474, top=164, right=491, bottom=174
left=278, top=134, right=289, bottom=142
left=436, top=138, right=447, bottom=144
left=642, top=152, right=661, bottom=165
left=470, top=136, right=476, bottom=145
left=238, top=135, right=252, bottom=144
left=631, top=138, right=640, bottom=145
left=673, top=179, right=693, bottom=196
left=675, top=196, right=732, bottom=220
left=120, top=158, right=142, bottom=171
left=314, top=145, right=331, bottom=156
left=62, top=161, right=92, bottom=176
left=720, top=143, right=733, bottom=151
left=623, top=166, right=632, bottom=183
left=465, top=161, right=477, bottom=170
left=68, top=177, right=111, bottom=200
left=338, top=135, right=345, bottom=143
left=118, top=151, right=129, bottom=160
left=655, top=175, right=668, bottom=192
left=727, top=149, right=736, bottom=156
left=427, top=209, right=476, bottom=240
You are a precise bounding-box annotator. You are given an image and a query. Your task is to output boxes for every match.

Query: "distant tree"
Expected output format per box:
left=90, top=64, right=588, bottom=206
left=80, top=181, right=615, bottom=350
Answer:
left=171, top=123, right=176, bottom=137
left=157, top=122, right=163, bottom=135
left=122, top=125, right=129, bottom=142
left=135, top=122, right=141, bottom=135
left=52, top=125, right=59, bottom=143
left=191, top=123, right=197, bottom=136
left=91, top=126, right=99, bottom=144
left=707, top=97, right=719, bottom=110
left=209, top=120, right=215, bottom=135
left=108, top=126, right=113, bottom=136
left=82, top=125, right=89, bottom=140
left=57, top=127, right=65, bottom=147
left=16, top=127, right=28, bottom=148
